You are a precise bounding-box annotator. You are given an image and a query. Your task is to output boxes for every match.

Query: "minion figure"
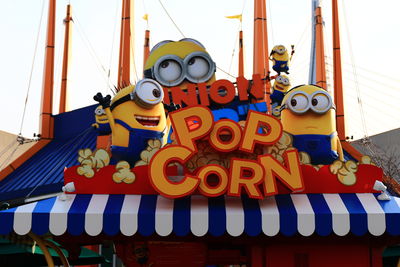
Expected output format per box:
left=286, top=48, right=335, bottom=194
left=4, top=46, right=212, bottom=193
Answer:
left=271, top=75, right=291, bottom=108
left=92, top=105, right=111, bottom=136
left=94, top=79, right=168, bottom=166
left=269, top=45, right=290, bottom=75
left=280, top=84, right=344, bottom=165
left=143, top=38, right=216, bottom=90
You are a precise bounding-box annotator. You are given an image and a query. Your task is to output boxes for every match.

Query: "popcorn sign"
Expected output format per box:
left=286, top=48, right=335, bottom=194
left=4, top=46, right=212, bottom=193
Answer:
left=149, top=106, right=305, bottom=199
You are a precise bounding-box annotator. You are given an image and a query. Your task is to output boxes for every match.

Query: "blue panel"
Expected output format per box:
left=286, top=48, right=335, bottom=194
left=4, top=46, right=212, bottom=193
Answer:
left=67, top=194, right=92, bottom=236
left=208, top=196, right=226, bottom=236
left=242, top=196, right=262, bottom=236
left=138, top=195, right=157, bottom=236
left=0, top=207, right=17, bottom=235
left=307, top=194, right=332, bottom=236
left=103, top=195, right=125, bottom=236
left=275, top=195, right=297, bottom=236
left=31, top=197, right=57, bottom=235
left=375, top=193, right=400, bottom=235
left=340, top=193, right=367, bottom=236
left=173, top=196, right=191, bottom=236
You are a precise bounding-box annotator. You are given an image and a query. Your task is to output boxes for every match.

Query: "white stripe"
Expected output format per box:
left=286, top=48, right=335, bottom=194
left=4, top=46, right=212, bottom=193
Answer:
left=225, top=196, right=244, bottom=236
left=291, top=194, right=315, bottom=236
left=259, top=197, right=279, bottom=236
left=190, top=195, right=208, bottom=236
left=120, top=195, right=141, bottom=236
left=85, top=195, right=109, bottom=236
left=323, top=194, right=350, bottom=236
left=49, top=195, right=76, bottom=235
left=394, top=197, right=400, bottom=211
left=13, top=201, right=38, bottom=235
left=357, top=193, right=386, bottom=236
left=155, top=196, right=174, bottom=236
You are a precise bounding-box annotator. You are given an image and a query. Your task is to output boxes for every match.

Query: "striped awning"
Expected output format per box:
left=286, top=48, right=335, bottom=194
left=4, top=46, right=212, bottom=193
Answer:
left=1, top=193, right=400, bottom=237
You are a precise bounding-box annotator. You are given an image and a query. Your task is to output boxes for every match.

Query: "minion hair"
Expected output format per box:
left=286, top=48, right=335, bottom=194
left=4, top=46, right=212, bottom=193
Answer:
left=283, top=84, right=325, bottom=97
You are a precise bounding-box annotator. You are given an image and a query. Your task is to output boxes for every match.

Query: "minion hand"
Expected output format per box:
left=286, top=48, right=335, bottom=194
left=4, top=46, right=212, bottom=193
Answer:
left=163, top=102, right=181, bottom=113
left=93, top=92, right=111, bottom=109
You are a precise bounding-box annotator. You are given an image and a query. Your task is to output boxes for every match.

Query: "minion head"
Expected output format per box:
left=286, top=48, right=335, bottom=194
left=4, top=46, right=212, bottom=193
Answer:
left=272, top=45, right=287, bottom=55
left=144, top=38, right=216, bottom=89
left=94, top=105, right=108, bottom=124
left=280, top=85, right=336, bottom=135
left=110, top=79, right=167, bottom=132
left=273, top=75, right=291, bottom=92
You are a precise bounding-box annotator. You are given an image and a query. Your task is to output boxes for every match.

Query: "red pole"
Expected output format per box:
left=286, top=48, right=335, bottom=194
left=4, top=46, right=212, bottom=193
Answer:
left=143, top=30, right=150, bottom=73
left=238, top=30, right=244, bottom=77
left=40, top=0, right=56, bottom=139
left=253, top=0, right=271, bottom=111
left=332, top=0, right=346, bottom=141
left=59, top=4, right=73, bottom=113
left=315, top=5, right=327, bottom=89
left=118, top=0, right=132, bottom=89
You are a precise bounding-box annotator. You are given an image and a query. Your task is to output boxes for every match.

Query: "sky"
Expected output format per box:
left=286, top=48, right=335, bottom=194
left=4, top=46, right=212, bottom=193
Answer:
left=0, top=0, right=399, bottom=142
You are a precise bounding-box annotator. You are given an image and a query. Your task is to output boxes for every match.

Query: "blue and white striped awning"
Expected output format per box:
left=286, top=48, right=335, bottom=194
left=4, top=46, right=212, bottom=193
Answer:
left=1, top=193, right=400, bottom=237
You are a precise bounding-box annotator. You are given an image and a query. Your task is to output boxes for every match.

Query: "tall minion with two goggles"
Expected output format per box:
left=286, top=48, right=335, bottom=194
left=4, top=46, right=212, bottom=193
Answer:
left=143, top=38, right=216, bottom=90
left=269, top=45, right=290, bottom=75
left=280, top=84, right=344, bottom=165
left=94, top=79, right=167, bottom=166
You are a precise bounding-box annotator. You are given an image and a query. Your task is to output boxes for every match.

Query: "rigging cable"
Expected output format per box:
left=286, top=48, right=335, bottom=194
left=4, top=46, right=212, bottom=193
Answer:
left=106, top=0, right=120, bottom=96
left=18, top=0, right=45, bottom=136
left=157, top=0, right=185, bottom=38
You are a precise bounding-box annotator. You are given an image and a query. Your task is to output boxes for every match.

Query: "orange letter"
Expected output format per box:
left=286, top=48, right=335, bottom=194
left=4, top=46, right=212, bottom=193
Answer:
left=259, top=149, right=304, bottom=196
left=149, top=145, right=199, bottom=198
left=209, top=79, right=235, bottom=105
left=170, top=84, right=198, bottom=106
left=209, top=119, right=242, bottom=152
left=240, top=110, right=282, bottom=153
left=197, top=165, right=229, bottom=197
left=170, top=106, right=214, bottom=151
left=228, top=158, right=264, bottom=199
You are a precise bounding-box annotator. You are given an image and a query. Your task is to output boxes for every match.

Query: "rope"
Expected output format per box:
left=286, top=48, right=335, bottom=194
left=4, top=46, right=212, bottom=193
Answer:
left=227, top=24, right=241, bottom=76
left=157, top=0, right=185, bottom=38
left=217, top=66, right=236, bottom=79
left=18, top=0, right=45, bottom=136
left=73, top=15, right=115, bottom=92
left=106, top=0, right=120, bottom=96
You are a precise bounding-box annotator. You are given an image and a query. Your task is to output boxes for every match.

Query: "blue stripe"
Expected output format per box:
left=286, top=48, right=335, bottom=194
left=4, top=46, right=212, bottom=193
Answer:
left=340, top=193, right=367, bottom=236
left=0, top=207, right=17, bottom=235
left=307, top=194, right=332, bottom=236
left=242, top=196, right=261, bottom=236
left=103, top=195, right=125, bottom=236
left=275, top=194, right=297, bottom=236
left=208, top=196, right=226, bottom=236
left=31, top=197, right=57, bottom=235
left=375, top=193, right=400, bottom=235
left=138, top=195, right=157, bottom=236
left=173, top=196, right=191, bottom=236
left=67, top=194, right=92, bottom=236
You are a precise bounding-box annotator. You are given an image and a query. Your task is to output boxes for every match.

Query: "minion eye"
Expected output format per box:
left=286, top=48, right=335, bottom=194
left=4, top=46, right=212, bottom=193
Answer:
left=95, top=107, right=105, bottom=115
left=187, top=57, right=209, bottom=79
left=283, top=78, right=290, bottom=85
left=276, top=76, right=283, bottom=83
left=184, top=52, right=215, bottom=83
left=287, top=92, right=309, bottom=114
left=310, top=91, right=332, bottom=114
left=159, top=60, right=182, bottom=82
left=132, top=79, right=164, bottom=109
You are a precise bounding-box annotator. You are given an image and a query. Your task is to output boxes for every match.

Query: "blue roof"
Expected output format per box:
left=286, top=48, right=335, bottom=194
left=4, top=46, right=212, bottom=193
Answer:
left=0, top=105, right=97, bottom=202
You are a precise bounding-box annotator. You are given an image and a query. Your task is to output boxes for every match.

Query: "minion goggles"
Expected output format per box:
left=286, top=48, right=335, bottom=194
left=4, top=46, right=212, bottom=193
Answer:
left=277, top=90, right=335, bottom=114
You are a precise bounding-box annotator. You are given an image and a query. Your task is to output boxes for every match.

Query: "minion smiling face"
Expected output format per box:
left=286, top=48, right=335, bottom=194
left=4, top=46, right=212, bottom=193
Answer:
left=280, top=85, right=336, bottom=135
left=273, top=45, right=287, bottom=55
left=144, top=38, right=216, bottom=89
left=273, top=75, right=291, bottom=92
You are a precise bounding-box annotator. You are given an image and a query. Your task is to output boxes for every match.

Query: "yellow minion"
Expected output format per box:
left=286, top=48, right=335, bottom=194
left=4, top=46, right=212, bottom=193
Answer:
left=271, top=75, right=291, bottom=106
left=92, top=105, right=111, bottom=135
left=280, top=84, right=344, bottom=165
left=94, top=79, right=168, bottom=166
left=270, top=45, right=290, bottom=75
left=144, top=38, right=216, bottom=89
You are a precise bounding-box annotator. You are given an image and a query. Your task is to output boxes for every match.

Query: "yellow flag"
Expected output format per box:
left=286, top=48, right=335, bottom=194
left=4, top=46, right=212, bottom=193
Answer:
left=143, top=14, right=149, bottom=21
left=225, top=14, right=242, bottom=22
